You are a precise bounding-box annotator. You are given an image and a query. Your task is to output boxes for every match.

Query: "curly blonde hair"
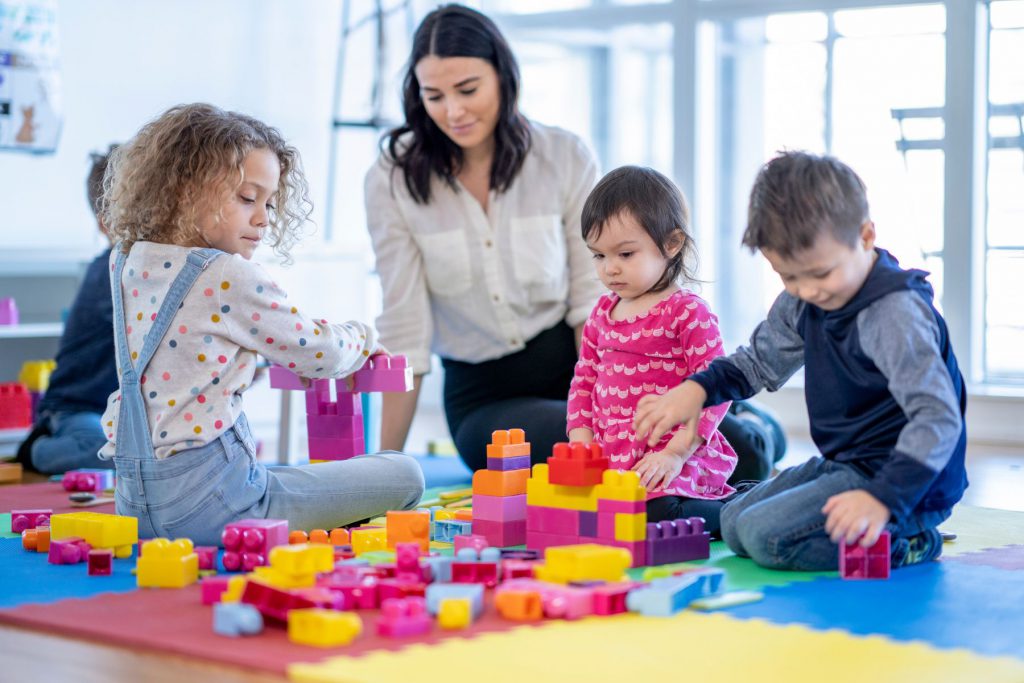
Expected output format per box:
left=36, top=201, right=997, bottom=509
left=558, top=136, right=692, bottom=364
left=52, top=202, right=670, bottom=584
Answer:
left=102, top=103, right=312, bottom=261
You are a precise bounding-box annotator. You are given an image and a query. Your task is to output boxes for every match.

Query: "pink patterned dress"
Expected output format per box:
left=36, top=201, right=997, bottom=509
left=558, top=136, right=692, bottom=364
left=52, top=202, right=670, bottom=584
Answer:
left=567, top=290, right=737, bottom=500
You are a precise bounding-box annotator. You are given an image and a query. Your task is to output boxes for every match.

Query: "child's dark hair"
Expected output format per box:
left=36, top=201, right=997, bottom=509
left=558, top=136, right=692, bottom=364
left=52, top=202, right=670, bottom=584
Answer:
left=384, top=4, right=531, bottom=204
left=744, top=151, right=869, bottom=258
left=86, top=144, right=118, bottom=218
left=581, top=165, right=696, bottom=293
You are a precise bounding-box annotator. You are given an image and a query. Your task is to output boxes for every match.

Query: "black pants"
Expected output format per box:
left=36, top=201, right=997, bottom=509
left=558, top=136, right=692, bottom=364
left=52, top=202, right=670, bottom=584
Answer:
left=443, top=321, right=775, bottom=504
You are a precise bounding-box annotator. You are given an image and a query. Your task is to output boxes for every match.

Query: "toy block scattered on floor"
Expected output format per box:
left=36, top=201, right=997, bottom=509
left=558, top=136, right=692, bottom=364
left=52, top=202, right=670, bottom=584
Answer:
left=252, top=543, right=334, bottom=589
left=0, top=462, right=23, bottom=484
left=213, top=602, right=264, bottom=637
left=646, top=517, right=710, bottom=565
left=240, top=580, right=320, bottom=622
left=533, top=544, right=631, bottom=584
left=48, top=537, right=91, bottom=564
left=840, top=530, right=891, bottom=580
left=49, top=511, right=138, bottom=559
left=350, top=526, right=387, bottom=555
left=437, top=597, right=473, bottom=629
left=21, top=526, right=51, bottom=553
left=88, top=549, right=114, bottom=576
left=221, top=519, right=289, bottom=571
left=496, top=579, right=594, bottom=620
left=377, top=596, right=431, bottom=637
left=451, top=547, right=501, bottom=587
left=196, top=546, right=217, bottom=571
left=626, top=569, right=725, bottom=617
left=288, top=608, right=362, bottom=647
left=62, top=469, right=115, bottom=493
left=137, top=538, right=199, bottom=588
left=432, top=519, right=473, bottom=544
left=424, top=583, right=484, bottom=618
left=10, top=508, right=52, bottom=534
left=453, top=534, right=489, bottom=555
left=346, top=354, right=414, bottom=393
left=202, top=576, right=231, bottom=605
left=494, top=587, right=543, bottom=621
left=386, top=510, right=430, bottom=551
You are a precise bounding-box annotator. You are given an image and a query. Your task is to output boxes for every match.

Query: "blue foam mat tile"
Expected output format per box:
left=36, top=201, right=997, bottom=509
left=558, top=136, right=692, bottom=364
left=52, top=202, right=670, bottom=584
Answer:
left=0, top=537, right=139, bottom=608
left=722, top=560, right=1024, bottom=659
left=408, top=453, right=472, bottom=489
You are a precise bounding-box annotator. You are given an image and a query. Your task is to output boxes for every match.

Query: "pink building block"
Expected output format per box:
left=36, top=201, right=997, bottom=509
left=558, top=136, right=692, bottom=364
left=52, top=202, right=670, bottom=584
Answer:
left=201, top=576, right=231, bottom=605
left=497, top=579, right=594, bottom=620
left=48, top=537, right=91, bottom=565
left=453, top=534, right=490, bottom=555
left=472, top=494, right=527, bottom=522
left=526, top=529, right=582, bottom=553
left=0, top=298, right=18, bottom=325
left=598, top=498, right=645, bottom=514
left=527, top=506, right=581, bottom=536
left=316, top=576, right=380, bottom=609
left=646, top=517, right=711, bottom=566
left=592, top=582, right=641, bottom=615
left=347, top=355, right=414, bottom=394
left=10, top=508, right=52, bottom=534
left=377, top=596, right=431, bottom=637
left=88, top=549, right=114, bottom=576
left=378, top=578, right=428, bottom=602
left=221, top=519, right=289, bottom=571
left=268, top=365, right=307, bottom=390
left=472, top=518, right=527, bottom=547
left=62, top=469, right=115, bottom=493
left=195, top=546, right=217, bottom=571
left=840, top=530, right=891, bottom=580
left=501, top=559, right=537, bottom=580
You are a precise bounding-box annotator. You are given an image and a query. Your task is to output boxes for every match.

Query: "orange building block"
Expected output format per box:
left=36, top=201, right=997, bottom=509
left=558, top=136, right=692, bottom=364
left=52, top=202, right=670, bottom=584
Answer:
left=473, top=468, right=529, bottom=497
left=454, top=509, right=473, bottom=522
left=495, top=589, right=544, bottom=621
left=386, top=510, right=430, bottom=551
left=486, top=429, right=531, bottom=459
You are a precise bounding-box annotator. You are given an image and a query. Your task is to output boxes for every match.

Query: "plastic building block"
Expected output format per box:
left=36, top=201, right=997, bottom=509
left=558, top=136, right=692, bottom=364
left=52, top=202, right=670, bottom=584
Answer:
left=451, top=547, right=502, bottom=587
left=88, top=549, right=113, bottom=576
left=221, top=519, right=289, bottom=571
left=61, top=469, right=114, bottom=493
left=288, top=608, right=362, bottom=647
left=438, top=597, right=473, bottom=629
left=840, top=530, right=891, bottom=580
left=626, top=569, right=725, bottom=617
left=347, top=354, right=414, bottom=393
left=137, top=538, right=199, bottom=588
left=350, top=526, right=387, bottom=555
left=690, top=590, right=764, bottom=611
left=295, top=528, right=349, bottom=546
left=377, top=596, right=431, bottom=637
left=18, top=360, right=55, bottom=392
left=195, top=546, right=217, bottom=571
left=421, top=555, right=454, bottom=584
left=525, top=464, right=599, bottom=512
left=594, top=468, right=647, bottom=502
left=527, top=506, right=582, bottom=536
left=10, top=508, right=52, bottom=534
left=454, top=508, right=473, bottom=522
left=21, top=526, right=50, bottom=553
left=472, top=494, right=527, bottom=522
left=201, top=576, right=231, bottom=605
left=221, top=575, right=248, bottom=603
left=497, top=579, right=594, bottom=620
left=48, top=537, right=91, bottom=564
left=386, top=510, right=430, bottom=551
left=0, top=297, right=18, bottom=325
left=501, top=559, right=536, bottom=580
left=0, top=383, right=32, bottom=429
left=213, top=602, right=264, bottom=637
left=425, top=583, right=484, bottom=618
left=241, top=580, right=318, bottom=621
left=486, top=455, right=531, bottom=471
left=471, top=518, right=526, bottom=547
left=252, top=543, right=334, bottom=589
left=592, top=582, right=639, bottom=615
left=432, top=519, right=473, bottom=544
left=472, top=468, right=529, bottom=497
left=453, top=534, right=489, bottom=555
left=49, top=511, right=138, bottom=559
left=268, top=364, right=307, bottom=390
left=646, top=517, right=711, bottom=566
left=525, top=529, right=582, bottom=552
left=603, top=539, right=647, bottom=568
left=495, top=588, right=543, bottom=621
left=548, top=442, right=609, bottom=487
left=486, top=429, right=531, bottom=459
left=613, top=511, right=647, bottom=542
left=316, top=576, right=380, bottom=610
left=378, top=577, right=427, bottom=602
left=0, top=462, right=23, bottom=485
left=289, top=530, right=309, bottom=544
left=533, top=544, right=632, bottom=584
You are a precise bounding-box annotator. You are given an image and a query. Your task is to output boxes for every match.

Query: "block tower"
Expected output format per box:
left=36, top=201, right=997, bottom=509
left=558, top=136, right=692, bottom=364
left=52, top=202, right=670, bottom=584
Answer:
left=471, top=429, right=530, bottom=546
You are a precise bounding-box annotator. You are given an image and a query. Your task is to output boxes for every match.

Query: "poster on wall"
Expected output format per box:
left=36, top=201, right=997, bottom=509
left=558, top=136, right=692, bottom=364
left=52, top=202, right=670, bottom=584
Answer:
left=0, top=0, right=61, bottom=153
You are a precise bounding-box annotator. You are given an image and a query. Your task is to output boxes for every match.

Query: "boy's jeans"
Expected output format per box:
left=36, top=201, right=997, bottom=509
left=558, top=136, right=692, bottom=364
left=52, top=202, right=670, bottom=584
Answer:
left=31, top=411, right=114, bottom=474
left=721, top=457, right=950, bottom=571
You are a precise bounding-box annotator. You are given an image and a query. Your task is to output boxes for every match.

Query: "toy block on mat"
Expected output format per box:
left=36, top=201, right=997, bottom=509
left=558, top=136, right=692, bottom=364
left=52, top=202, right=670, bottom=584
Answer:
left=533, top=544, right=631, bottom=584
left=451, top=547, right=501, bottom=587
left=241, top=580, right=318, bottom=621
left=88, top=549, right=113, bottom=576
left=840, top=530, right=891, bottom=580
left=425, top=583, right=484, bottom=619
left=433, top=519, right=473, bottom=543
left=22, top=526, right=50, bottom=553
left=495, top=588, right=543, bottom=621
left=0, top=383, right=31, bottom=429
left=316, top=576, right=380, bottom=609
left=0, top=462, right=23, bottom=484
left=592, top=582, right=639, bottom=615
left=595, top=469, right=646, bottom=502
left=213, top=602, right=264, bottom=637
left=62, top=469, right=115, bottom=493
left=347, top=354, right=414, bottom=393
left=48, top=537, right=91, bottom=564
left=252, top=544, right=334, bottom=589
left=627, top=569, right=724, bottom=617
left=646, top=517, right=710, bottom=566
left=10, top=509, right=52, bottom=534
left=377, top=597, right=431, bottom=637
left=202, top=576, right=231, bottom=605
left=288, top=609, right=362, bottom=647
left=350, top=526, right=387, bottom=555
left=137, top=538, right=199, bottom=588
left=473, top=468, right=529, bottom=497
left=486, top=428, right=531, bottom=459
left=548, top=441, right=609, bottom=487
left=49, top=511, right=138, bottom=558
left=196, top=546, right=217, bottom=571
left=438, top=597, right=473, bottom=629
left=497, top=579, right=594, bottom=620
left=386, top=510, right=430, bottom=550
left=221, top=519, right=289, bottom=571
left=526, top=464, right=599, bottom=512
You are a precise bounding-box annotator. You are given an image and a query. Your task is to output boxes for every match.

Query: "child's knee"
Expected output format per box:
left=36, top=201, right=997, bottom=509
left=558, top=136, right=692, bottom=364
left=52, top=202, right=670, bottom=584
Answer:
left=733, top=508, right=789, bottom=569
left=381, top=452, right=425, bottom=507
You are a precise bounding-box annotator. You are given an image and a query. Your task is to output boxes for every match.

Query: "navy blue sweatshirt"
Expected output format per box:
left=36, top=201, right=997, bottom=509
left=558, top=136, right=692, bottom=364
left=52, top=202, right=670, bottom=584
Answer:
left=691, top=249, right=967, bottom=522
left=37, top=249, right=118, bottom=416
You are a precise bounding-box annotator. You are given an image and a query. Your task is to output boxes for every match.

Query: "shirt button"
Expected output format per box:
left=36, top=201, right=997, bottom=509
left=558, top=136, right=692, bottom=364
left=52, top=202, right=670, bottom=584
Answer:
left=510, top=339, right=519, bottom=345
left=493, top=294, right=500, bottom=302
left=485, top=240, right=493, bottom=248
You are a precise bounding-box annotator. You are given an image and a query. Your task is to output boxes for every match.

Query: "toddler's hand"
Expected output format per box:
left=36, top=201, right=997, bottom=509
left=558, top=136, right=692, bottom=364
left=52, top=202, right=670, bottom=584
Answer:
left=632, top=450, right=686, bottom=492
left=633, top=380, right=707, bottom=449
left=822, top=490, right=891, bottom=547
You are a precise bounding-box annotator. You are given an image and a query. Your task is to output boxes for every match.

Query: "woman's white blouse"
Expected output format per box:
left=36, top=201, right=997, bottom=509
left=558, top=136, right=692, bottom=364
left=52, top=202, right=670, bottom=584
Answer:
left=364, top=122, right=603, bottom=374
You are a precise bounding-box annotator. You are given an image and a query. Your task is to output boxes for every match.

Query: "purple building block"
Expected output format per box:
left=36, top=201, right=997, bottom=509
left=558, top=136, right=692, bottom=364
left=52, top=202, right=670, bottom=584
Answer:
left=579, top=511, right=598, bottom=538
left=347, top=354, right=414, bottom=394
left=840, top=530, right=891, bottom=580
left=88, top=549, right=114, bottom=576
left=645, top=517, right=711, bottom=566
left=62, top=469, right=115, bottom=493
left=0, top=298, right=18, bottom=325
left=221, top=519, right=289, bottom=571
left=49, top=537, right=91, bottom=564
left=10, top=508, right=52, bottom=534
left=486, top=455, right=531, bottom=471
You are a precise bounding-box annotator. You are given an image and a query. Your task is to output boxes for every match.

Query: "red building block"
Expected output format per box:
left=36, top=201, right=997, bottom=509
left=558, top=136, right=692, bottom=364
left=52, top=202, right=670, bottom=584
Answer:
left=840, top=531, right=891, bottom=580
left=10, top=509, right=52, bottom=534
left=0, top=383, right=32, bottom=429
left=317, top=576, right=380, bottom=609
left=221, top=519, right=289, bottom=572
left=377, top=597, right=431, bottom=637
left=548, top=441, right=609, bottom=487
left=240, top=580, right=318, bottom=622
left=592, top=581, right=641, bottom=615
left=88, top=549, right=114, bottom=576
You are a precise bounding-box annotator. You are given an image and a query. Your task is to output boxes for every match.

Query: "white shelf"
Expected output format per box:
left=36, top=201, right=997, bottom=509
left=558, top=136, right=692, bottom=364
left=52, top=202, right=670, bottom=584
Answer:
left=0, top=323, right=64, bottom=339
left=0, top=427, right=29, bottom=444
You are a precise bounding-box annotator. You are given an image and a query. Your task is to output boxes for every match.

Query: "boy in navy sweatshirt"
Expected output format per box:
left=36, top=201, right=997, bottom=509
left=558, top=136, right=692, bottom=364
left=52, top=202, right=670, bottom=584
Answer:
left=633, top=151, right=966, bottom=571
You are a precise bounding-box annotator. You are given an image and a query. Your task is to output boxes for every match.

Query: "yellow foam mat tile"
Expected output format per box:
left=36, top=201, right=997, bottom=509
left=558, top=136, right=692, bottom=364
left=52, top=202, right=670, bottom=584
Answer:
left=288, top=611, right=1024, bottom=683
left=940, top=505, right=1024, bottom=556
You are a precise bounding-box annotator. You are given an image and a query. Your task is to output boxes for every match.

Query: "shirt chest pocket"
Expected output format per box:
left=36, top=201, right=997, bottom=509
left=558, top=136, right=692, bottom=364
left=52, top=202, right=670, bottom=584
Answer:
left=509, top=214, right=566, bottom=297
left=416, top=229, right=473, bottom=297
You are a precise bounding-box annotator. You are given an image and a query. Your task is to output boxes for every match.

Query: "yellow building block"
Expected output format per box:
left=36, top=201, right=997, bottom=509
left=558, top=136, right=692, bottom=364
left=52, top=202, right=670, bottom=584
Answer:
left=221, top=575, right=248, bottom=603
left=350, top=527, right=387, bottom=556
left=18, top=360, right=56, bottom=392
left=288, top=608, right=362, bottom=647
left=533, top=544, right=631, bottom=584
left=614, top=512, right=648, bottom=542
left=434, top=509, right=457, bottom=521
left=50, top=511, right=138, bottom=559
left=526, top=464, right=598, bottom=512
left=137, top=538, right=199, bottom=588
left=595, top=469, right=646, bottom=502
left=438, top=597, right=472, bottom=630
left=269, top=543, right=334, bottom=576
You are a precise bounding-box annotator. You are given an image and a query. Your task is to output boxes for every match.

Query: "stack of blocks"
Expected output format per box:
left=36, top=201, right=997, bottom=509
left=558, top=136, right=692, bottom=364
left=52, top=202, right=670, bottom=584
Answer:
left=49, top=511, right=138, bottom=559
left=471, top=429, right=530, bottom=546
left=525, top=441, right=711, bottom=568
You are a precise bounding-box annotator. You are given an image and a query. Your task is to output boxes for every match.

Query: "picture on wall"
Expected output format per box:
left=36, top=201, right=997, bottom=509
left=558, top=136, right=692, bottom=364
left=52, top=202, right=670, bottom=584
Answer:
left=0, top=0, right=61, bottom=153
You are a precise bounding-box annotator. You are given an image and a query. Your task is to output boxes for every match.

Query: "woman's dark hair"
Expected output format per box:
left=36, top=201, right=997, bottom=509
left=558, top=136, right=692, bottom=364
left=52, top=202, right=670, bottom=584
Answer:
left=383, top=4, right=531, bottom=204
left=581, top=165, right=698, bottom=293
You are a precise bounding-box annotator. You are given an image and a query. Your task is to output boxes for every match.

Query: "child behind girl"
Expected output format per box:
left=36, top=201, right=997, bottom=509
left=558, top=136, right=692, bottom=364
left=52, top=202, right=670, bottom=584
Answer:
left=98, top=103, right=424, bottom=545
left=567, top=166, right=737, bottom=533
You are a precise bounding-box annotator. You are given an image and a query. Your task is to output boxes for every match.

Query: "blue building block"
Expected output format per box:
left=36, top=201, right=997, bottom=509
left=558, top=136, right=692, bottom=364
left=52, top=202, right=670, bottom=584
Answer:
left=434, top=520, right=474, bottom=543
left=213, top=602, right=264, bottom=637
left=626, top=569, right=725, bottom=617
left=425, top=583, right=485, bottom=618
left=422, top=555, right=454, bottom=583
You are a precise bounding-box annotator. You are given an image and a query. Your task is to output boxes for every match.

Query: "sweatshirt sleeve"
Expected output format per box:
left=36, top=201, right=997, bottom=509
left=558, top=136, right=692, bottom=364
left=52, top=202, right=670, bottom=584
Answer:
left=855, top=290, right=964, bottom=520
left=689, top=291, right=806, bottom=407
left=566, top=305, right=601, bottom=433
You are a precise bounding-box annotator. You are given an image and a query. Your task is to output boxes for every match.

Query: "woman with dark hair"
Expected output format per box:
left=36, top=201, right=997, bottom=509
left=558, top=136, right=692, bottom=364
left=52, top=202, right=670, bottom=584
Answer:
left=366, top=4, right=785, bottom=478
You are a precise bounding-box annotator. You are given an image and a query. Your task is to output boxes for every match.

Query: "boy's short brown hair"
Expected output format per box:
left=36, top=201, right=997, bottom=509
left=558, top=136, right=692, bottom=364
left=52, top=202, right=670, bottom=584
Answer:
left=86, top=144, right=118, bottom=218
left=743, top=151, right=870, bottom=258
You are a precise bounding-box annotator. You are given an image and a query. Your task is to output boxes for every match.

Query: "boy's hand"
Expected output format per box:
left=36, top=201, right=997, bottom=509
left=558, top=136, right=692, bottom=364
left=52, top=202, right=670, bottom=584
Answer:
left=633, top=380, right=707, bottom=449
left=822, top=490, right=891, bottom=547
left=632, top=450, right=686, bottom=492
left=568, top=427, right=594, bottom=444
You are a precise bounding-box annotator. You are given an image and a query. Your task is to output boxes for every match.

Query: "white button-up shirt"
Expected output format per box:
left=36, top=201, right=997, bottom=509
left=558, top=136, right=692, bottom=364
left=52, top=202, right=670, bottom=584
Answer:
left=365, top=122, right=603, bottom=374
